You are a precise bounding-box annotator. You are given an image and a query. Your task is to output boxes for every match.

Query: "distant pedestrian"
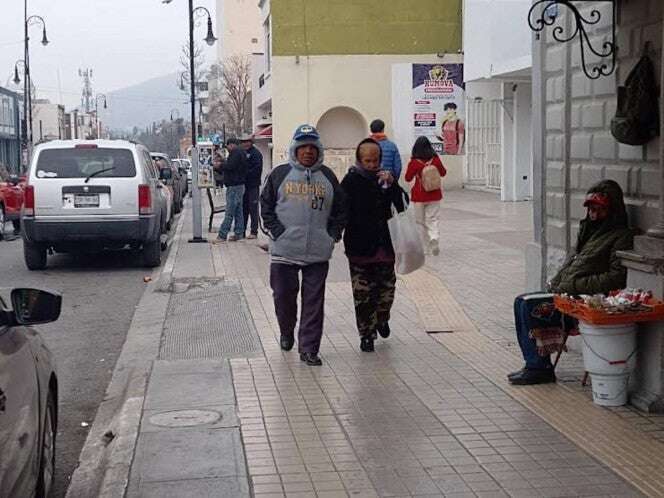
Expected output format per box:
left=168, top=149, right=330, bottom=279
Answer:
left=240, top=134, right=263, bottom=239
left=369, top=119, right=402, bottom=181
left=404, top=136, right=447, bottom=256
left=341, top=138, right=406, bottom=352
left=214, top=138, right=248, bottom=242
left=260, top=124, right=346, bottom=366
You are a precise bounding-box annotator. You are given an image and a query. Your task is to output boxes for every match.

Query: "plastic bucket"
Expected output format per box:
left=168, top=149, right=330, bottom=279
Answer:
left=590, top=373, right=629, bottom=406
left=578, top=322, right=637, bottom=376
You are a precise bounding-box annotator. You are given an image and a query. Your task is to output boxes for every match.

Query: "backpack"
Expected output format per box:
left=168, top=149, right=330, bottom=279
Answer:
left=610, top=51, right=659, bottom=146
left=420, top=159, right=441, bottom=192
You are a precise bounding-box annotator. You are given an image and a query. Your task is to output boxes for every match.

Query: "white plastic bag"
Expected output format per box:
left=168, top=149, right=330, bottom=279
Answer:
left=388, top=204, right=425, bottom=275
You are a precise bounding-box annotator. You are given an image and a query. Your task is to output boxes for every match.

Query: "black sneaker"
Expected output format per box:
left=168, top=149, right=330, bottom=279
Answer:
left=507, top=367, right=527, bottom=380
left=376, top=322, right=391, bottom=338
left=360, top=336, right=375, bottom=352
left=299, top=352, right=322, bottom=366
left=280, top=335, right=294, bottom=351
left=509, top=368, right=556, bottom=385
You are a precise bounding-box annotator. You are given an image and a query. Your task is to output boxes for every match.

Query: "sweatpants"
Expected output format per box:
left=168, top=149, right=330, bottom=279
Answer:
left=269, top=261, right=330, bottom=354
left=349, top=262, right=397, bottom=337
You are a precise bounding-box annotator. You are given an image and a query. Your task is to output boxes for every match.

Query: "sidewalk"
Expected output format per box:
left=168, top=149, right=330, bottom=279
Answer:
left=69, top=190, right=664, bottom=498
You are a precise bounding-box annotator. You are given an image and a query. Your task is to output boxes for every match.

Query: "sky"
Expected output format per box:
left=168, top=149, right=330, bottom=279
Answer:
left=0, top=0, right=217, bottom=110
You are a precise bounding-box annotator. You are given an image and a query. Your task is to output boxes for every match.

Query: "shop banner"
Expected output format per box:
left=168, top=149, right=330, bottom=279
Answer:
left=412, top=64, right=466, bottom=155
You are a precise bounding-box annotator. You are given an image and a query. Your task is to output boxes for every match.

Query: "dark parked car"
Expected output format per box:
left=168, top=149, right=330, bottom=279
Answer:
left=0, top=288, right=60, bottom=498
left=151, top=153, right=184, bottom=214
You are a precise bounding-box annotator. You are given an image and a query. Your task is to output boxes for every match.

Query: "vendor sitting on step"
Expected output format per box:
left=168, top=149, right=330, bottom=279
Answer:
left=509, top=180, right=635, bottom=386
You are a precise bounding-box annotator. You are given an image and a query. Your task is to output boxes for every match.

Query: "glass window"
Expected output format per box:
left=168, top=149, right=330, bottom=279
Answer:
left=35, top=148, right=137, bottom=179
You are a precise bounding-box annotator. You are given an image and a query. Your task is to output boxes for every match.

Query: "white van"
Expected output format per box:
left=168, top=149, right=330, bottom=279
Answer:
left=21, top=140, right=169, bottom=270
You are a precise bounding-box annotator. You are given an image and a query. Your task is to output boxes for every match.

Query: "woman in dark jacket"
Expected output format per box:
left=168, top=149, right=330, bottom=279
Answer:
left=341, top=138, right=406, bottom=352
left=510, top=179, right=635, bottom=385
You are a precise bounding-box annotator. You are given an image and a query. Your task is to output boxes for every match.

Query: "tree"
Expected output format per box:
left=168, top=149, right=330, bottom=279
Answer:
left=178, top=41, right=206, bottom=97
left=207, top=56, right=252, bottom=137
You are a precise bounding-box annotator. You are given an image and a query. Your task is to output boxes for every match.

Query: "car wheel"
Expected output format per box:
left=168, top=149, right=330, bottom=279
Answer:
left=36, top=390, right=56, bottom=498
left=24, top=240, right=47, bottom=270
left=142, top=237, right=161, bottom=267
left=173, top=198, right=181, bottom=214
left=12, top=219, right=20, bottom=235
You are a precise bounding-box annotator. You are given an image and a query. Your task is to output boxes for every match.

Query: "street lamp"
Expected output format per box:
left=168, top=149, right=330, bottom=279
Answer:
left=162, top=0, right=217, bottom=243
left=94, top=94, right=108, bottom=138
left=13, top=60, right=26, bottom=85
left=23, top=7, right=50, bottom=161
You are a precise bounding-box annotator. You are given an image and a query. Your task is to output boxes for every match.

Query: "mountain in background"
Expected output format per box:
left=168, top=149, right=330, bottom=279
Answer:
left=99, top=73, right=189, bottom=132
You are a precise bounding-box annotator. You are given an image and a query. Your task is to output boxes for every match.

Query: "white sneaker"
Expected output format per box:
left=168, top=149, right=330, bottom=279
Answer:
left=228, top=234, right=237, bottom=242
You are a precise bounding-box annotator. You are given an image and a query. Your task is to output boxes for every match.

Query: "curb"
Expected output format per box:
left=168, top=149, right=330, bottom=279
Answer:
left=65, top=212, right=187, bottom=498
left=156, top=212, right=186, bottom=292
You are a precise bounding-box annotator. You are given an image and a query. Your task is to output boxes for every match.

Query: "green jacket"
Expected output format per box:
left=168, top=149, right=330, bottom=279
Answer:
left=549, top=180, right=635, bottom=295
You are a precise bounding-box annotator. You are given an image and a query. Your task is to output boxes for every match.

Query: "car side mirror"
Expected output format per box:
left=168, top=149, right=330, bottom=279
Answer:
left=8, top=175, right=20, bottom=186
left=160, top=168, right=172, bottom=180
left=11, top=288, right=62, bottom=325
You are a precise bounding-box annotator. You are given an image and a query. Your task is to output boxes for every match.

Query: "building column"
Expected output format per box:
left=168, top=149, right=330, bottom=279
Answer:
left=617, top=20, right=664, bottom=413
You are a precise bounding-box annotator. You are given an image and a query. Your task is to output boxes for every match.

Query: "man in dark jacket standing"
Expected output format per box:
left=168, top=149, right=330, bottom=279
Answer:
left=241, top=134, right=263, bottom=239
left=509, top=180, right=635, bottom=385
left=260, top=125, right=346, bottom=366
left=215, top=138, right=248, bottom=242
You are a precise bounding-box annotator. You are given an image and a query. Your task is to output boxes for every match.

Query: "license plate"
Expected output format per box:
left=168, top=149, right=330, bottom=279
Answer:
left=74, top=194, right=99, bottom=207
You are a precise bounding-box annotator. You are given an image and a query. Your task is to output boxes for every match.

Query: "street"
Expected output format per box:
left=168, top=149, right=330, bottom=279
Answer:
left=0, top=235, right=152, bottom=498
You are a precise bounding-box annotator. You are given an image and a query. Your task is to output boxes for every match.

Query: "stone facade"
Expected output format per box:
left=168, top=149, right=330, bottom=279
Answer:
left=531, top=0, right=664, bottom=412
left=532, top=0, right=662, bottom=281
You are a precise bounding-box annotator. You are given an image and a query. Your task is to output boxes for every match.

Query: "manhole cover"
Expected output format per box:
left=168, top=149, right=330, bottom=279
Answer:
left=149, top=409, right=221, bottom=428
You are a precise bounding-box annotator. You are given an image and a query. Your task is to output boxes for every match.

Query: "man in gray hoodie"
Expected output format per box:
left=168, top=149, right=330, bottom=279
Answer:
left=260, top=125, right=346, bottom=365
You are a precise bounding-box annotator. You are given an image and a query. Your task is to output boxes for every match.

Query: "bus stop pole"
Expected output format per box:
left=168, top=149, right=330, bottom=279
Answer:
left=189, top=146, right=205, bottom=242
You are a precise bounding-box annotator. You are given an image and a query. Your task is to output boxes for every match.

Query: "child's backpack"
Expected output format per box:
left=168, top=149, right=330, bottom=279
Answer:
left=420, top=160, right=441, bottom=192
left=610, top=49, right=659, bottom=146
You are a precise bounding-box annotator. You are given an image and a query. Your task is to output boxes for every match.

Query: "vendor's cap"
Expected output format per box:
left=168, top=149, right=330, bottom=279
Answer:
left=293, top=124, right=320, bottom=141
left=583, top=192, right=610, bottom=209
left=239, top=133, right=253, bottom=142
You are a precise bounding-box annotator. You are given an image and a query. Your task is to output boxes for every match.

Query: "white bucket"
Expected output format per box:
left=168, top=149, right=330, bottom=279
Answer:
left=590, top=373, right=629, bottom=406
left=578, top=322, right=637, bottom=376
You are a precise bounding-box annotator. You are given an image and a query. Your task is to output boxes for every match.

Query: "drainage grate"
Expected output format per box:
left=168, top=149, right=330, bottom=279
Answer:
left=160, top=280, right=262, bottom=360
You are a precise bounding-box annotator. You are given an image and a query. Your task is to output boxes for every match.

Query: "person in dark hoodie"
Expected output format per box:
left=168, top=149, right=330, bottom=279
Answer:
left=509, top=179, right=635, bottom=385
left=260, top=125, right=347, bottom=366
left=341, top=138, right=406, bottom=352
left=240, top=134, right=263, bottom=239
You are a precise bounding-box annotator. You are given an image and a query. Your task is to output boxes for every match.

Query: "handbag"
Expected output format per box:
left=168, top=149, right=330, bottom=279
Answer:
left=388, top=194, right=425, bottom=275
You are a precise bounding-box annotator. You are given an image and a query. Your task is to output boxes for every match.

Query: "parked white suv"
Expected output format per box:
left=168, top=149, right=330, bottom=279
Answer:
left=21, top=140, right=169, bottom=270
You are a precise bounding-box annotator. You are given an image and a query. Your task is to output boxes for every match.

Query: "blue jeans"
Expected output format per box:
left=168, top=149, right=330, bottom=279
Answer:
left=514, top=293, right=554, bottom=370
left=218, top=185, right=245, bottom=239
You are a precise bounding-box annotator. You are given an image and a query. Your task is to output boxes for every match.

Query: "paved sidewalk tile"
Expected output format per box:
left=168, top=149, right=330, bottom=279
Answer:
left=206, top=200, right=649, bottom=497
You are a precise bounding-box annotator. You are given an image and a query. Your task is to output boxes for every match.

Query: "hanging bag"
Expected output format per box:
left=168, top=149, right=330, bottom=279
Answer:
left=387, top=193, right=425, bottom=275
left=420, top=159, right=441, bottom=192
left=610, top=45, right=659, bottom=146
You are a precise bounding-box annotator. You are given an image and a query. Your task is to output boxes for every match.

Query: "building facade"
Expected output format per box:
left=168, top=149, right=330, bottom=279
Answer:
left=257, top=0, right=464, bottom=184
left=463, top=0, right=533, bottom=201
left=528, top=0, right=664, bottom=411
left=216, top=0, right=263, bottom=61
left=0, top=87, right=22, bottom=173
left=32, top=99, right=66, bottom=142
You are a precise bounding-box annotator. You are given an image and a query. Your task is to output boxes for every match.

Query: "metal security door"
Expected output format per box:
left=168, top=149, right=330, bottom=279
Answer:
left=465, top=99, right=501, bottom=189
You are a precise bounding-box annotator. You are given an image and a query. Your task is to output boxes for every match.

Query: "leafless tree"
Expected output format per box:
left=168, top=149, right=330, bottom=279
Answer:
left=178, top=42, right=206, bottom=97
left=207, top=56, right=252, bottom=137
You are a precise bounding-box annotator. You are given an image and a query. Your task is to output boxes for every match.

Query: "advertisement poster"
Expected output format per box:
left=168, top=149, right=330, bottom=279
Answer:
left=412, top=64, right=465, bottom=155
left=196, top=144, right=215, bottom=188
